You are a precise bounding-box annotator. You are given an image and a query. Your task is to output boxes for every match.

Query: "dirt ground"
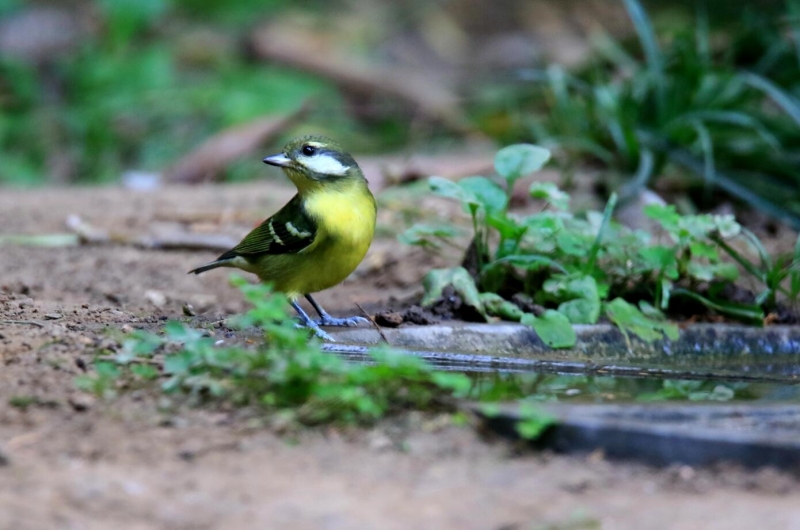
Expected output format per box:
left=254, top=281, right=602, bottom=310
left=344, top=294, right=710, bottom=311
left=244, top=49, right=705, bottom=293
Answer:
left=2, top=182, right=800, bottom=530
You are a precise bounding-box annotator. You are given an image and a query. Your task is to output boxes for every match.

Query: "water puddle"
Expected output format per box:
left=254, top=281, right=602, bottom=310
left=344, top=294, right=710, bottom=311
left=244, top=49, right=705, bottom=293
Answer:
left=323, top=343, right=800, bottom=403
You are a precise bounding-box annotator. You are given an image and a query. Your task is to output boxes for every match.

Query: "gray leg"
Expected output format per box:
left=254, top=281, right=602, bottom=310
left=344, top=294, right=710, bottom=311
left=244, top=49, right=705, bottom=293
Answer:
left=291, top=300, right=335, bottom=341
left=305, top=294, right=369, bottom=327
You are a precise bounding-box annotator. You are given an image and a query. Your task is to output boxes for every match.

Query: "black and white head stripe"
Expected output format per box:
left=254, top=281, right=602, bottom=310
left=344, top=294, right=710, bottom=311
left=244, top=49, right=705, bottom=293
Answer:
left=295, top=140, right=355, bottom=177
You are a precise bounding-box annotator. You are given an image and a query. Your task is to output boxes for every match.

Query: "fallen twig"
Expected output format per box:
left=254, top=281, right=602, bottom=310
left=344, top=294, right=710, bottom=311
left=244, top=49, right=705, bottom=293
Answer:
left=65, top=215, right=237, bottom=252
left=355, top=302, right=389, bottom=344
left=165, top=102, right=312, bottom=184
left=0, top=234, right=79, bottom=247
left=0, top=320, right=45, bottom=328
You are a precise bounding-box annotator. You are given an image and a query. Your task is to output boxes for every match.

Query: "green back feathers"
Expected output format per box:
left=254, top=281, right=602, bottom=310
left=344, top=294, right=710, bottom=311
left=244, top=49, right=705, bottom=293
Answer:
left=218, top=195, right=317, bottom=260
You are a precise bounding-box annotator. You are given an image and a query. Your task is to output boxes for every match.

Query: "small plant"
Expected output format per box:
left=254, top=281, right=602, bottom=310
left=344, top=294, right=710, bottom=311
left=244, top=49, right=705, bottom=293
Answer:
left=76, top=278, right=482, bottom=428
left=490, top=0, right=800, bottom=225
left=403, top=143, right=800, bottom=348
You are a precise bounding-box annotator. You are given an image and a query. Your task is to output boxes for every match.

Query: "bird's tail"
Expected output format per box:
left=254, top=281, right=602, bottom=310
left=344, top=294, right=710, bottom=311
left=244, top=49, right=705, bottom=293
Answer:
left=188, top=260, right=227, bottom=275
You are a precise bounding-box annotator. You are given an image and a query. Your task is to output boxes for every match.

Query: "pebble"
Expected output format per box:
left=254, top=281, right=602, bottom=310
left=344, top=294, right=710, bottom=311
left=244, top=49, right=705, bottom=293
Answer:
left=144, top=290, right=167, bottom=307
left=182, top=303, right=196, bottom=317
left=375, top=311, right=403, bottom=328
left=68, top=393, right=95, bottom=412
left=44, top=313, right=62, bottom=320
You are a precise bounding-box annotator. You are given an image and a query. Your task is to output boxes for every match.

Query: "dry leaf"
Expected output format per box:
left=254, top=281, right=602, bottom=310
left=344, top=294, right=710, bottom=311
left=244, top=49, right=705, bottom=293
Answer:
left=165, top=103, right=310, bottom=184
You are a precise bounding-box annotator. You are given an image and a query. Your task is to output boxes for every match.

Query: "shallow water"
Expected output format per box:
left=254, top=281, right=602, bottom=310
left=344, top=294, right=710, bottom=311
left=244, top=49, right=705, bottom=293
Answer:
left=323, top=343, right=800, bottom=403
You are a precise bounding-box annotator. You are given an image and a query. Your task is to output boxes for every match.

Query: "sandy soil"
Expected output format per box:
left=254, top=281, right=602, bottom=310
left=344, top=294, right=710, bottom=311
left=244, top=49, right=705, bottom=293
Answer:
left=2, top=183, right=800, bottom=530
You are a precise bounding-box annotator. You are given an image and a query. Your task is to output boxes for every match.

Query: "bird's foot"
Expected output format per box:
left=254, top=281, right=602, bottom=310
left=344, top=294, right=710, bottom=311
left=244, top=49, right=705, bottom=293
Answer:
left=295, top=322, right=335, bottom=342
left=313, top=315, right=370, bottom=327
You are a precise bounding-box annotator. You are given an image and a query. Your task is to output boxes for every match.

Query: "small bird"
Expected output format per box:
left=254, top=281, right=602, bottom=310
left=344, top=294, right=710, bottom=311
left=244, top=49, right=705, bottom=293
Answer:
left=189, top=135, right=377, bottom=341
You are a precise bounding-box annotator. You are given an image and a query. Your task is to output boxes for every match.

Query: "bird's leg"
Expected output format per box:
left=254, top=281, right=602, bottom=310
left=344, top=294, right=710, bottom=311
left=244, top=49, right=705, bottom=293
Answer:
left=305, top=294, right=369, bottom=327
left=290, top=300, right=335, bottom=341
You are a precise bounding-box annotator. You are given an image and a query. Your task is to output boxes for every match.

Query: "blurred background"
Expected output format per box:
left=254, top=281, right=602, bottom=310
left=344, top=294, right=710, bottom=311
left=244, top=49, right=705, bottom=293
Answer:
left=0, top=0, right=798, bottom=223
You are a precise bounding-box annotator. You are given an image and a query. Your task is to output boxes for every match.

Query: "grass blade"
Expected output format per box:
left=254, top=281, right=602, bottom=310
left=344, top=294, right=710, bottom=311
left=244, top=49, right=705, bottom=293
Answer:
left=690, top=119, right=715, bottom=194
left=586, top=192, right=618, bottom=272
left=623, top=0, right=664, bottom=116
left=742, top=72, right=800, bottom=127
left=666, top=110, right=781, bottom=151
left=643, top=133, right=800, bottom=228
left=671, top=288, right=764, bottom=323
left=623, top=0, right=664, bottom=76
left=620, top=148, right=654, bottom=199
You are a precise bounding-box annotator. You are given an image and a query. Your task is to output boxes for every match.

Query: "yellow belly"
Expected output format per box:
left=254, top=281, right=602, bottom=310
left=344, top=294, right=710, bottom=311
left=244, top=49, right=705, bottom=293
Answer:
left=251, top=182, right=376, bottom=299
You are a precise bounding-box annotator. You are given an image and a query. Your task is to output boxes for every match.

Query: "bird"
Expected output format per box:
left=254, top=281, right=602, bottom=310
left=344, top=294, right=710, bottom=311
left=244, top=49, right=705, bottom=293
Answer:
left=189, top=135, right=377, bottom=341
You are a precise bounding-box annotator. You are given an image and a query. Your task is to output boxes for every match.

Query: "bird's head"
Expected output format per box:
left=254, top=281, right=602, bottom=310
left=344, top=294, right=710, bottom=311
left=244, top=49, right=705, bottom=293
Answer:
left=263, top=135, right=363, bottom=194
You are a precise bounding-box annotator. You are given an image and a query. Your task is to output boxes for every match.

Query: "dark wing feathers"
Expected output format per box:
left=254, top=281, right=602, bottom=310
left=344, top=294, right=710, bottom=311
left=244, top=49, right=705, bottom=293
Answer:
left=219, top=194, right=316, bottom=259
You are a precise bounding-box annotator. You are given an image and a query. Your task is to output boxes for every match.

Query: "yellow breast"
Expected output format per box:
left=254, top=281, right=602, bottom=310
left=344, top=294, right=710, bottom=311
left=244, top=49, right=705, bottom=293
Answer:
left=304, top=180, right=377, bottom=248
left=255, top=180, right=376, bottom=298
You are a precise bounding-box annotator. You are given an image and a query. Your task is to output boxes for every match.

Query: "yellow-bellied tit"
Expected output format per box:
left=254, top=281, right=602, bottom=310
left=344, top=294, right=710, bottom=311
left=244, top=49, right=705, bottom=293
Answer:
left=189, top=135, right=377, bottom=341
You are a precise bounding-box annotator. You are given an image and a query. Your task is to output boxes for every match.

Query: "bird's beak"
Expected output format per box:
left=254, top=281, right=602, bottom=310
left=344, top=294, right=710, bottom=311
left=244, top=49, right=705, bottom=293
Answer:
left=263, top=153, right=292, bottom=167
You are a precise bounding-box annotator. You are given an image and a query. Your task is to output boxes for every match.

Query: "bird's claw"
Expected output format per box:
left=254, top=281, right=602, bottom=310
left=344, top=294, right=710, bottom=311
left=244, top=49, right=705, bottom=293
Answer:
left=294, top=322, right=335, bottom=342
left=313, top=315, right=370, bottom=327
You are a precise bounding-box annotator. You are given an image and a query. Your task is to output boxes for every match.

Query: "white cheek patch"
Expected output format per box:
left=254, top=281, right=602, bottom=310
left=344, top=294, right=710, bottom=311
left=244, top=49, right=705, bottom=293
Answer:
left=298, top=153, right=349, bottom=176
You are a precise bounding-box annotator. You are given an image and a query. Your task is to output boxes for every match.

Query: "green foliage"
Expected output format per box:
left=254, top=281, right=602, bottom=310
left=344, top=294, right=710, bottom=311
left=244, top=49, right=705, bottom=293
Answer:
left=515, top=403, right=556, bottom=440
left=0, top=0, right=338, bottom=185
left=75, top=278, right=482, bottom=428
left=408, top=143, right=800, bottom=348
left=521, top=311, right=576, bottom=349
left=504, top=0, right=800, bottom=225
left=421, top=267, right=487, bottom=319
left=605, top=298, right=679, bottom=343
left=8, top=396, right=37, bottom=410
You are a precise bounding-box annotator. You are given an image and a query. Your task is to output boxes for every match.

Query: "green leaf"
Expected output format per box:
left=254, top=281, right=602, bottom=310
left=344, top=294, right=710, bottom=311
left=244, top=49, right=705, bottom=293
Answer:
left=712, top=215, right=741, bottom=239
left=529, top=182, right=569, bottom=210
left=605, top=298, right=679, bottom=342
left=644, top=204, right=680, bottom=231
left=689, top=241, right=718, bottom=260
left=686, top=262, right=739, bottom=282
left=94, top=361, right=121, bottom=379
left=458, top=176, right=508, bottom=214
left=480, top=292, right=524, bottom=321
left=398, top=224, right=459, bottom=248
left=163, top=352, right=193, bottom=376
left=487, top=212, right=524, bottom=241
left=430, top=372, right=472, bottom=397
left=497, top=254, right=568, bottom=273
left=689, top=385, right=735, bottom=402
left=429, top=176, right=474, bottom=203
left=421, top=267, right=487, bottom=320
left=555, top=230, right=590, bottom=256
left=130, top=364, right=159, bottom=380
left=515, top=403, right=556, bottom=440
left=522, top=310, right=577, bottom=349
left=164, top=321, right=204, bottom=343
left=494, top=144, right=551, bottom=183
left=639, top=246, right=678, bottom=279
left=543, top=275, right=601, bottom=324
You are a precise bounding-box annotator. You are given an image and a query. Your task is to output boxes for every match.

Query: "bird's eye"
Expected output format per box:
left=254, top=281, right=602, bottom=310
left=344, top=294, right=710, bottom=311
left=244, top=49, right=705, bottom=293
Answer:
left=301, top=145, right=317, bottom=156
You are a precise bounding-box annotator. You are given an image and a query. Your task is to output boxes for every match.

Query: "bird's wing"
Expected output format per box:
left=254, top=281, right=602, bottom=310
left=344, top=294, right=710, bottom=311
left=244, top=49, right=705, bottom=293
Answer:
left=221, top=194, right=317, bottom=258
